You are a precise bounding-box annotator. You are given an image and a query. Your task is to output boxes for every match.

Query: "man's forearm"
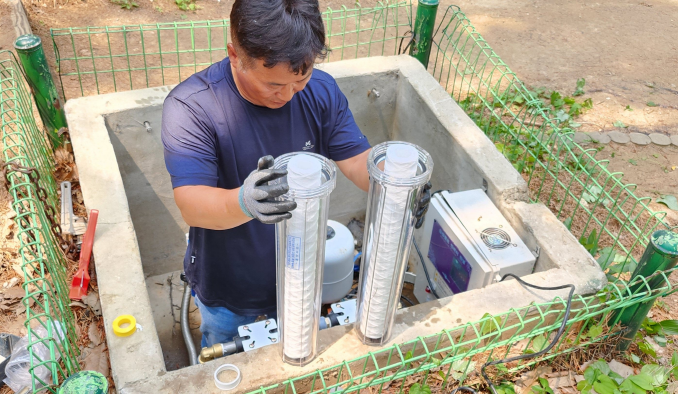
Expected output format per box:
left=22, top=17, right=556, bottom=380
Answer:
left=174, top=185, right=251, bottom=230
left=337, top=149, right=371, bottom=192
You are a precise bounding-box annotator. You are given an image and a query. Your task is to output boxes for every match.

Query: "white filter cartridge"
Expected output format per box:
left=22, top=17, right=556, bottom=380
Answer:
left=275, top=152, right=336, bottom=366
left=283, top=155, right=321, bottom=361
left=356, top=141, right=433, bottom=345
left=359, top=145, right=419, bottom=339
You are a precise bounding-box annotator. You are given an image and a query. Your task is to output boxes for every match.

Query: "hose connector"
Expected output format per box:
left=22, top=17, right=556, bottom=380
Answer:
left=199, top=341, right=239, bottom=363
left=199, top=344, right=224, bottom=364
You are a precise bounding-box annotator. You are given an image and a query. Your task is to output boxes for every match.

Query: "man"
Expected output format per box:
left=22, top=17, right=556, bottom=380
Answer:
left=162, top=0, right=430, bottom=348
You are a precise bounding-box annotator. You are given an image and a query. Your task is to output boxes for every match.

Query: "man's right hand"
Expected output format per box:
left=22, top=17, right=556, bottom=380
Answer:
left=238, top=155, right=297, bottom=224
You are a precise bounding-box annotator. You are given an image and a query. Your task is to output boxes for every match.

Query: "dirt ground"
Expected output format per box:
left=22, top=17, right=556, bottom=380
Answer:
left=1, top=0, right=678, bottom=390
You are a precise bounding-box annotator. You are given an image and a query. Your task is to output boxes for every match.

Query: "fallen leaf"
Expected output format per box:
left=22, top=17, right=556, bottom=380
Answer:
left=2, top=287, right=25, bottom=300
left=69, top=301, right=87, bottom=309
left=657, top=195, right=678, bottom=211
left=3, top=277, right=19, bottom=288
left=608, top=359, right=634, bottom=379
left=516, top=366, right=552, bottom=394
left=81, top=292, right=102, bottom=316
left=547, top=371, right=577, bottom=389
left=82, top=343, right=109, bottom=377
left=88, top=322, right=103, bottom=347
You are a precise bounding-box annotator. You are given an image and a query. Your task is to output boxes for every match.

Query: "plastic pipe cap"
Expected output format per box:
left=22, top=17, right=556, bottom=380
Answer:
left=214, top=364, right=242, bottom=390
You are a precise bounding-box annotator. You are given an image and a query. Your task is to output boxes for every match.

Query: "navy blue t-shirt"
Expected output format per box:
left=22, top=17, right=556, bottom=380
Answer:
left=161, top=58, right=370, bottom=315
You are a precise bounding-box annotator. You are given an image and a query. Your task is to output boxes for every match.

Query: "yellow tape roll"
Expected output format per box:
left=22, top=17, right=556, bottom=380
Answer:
left=112, top=315, right=137, bottom=337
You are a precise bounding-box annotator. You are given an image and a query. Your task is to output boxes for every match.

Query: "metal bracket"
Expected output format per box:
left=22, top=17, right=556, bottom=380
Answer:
left=404, top=271, right=416, bottom=284
left=237, top=319, right=279, bottom=352
left=60, top=181, right=86, bottom=236
left=532, top=246, right=541, bottom=259
left=330, top=299, right=357, bottom=326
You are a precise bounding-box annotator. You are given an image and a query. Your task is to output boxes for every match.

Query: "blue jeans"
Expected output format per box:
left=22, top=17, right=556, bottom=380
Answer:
left=193, top=295, right=261, bottom=348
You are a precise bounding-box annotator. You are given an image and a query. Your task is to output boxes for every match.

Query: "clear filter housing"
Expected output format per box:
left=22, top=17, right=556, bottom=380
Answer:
left=356, top=141, right=433, bottom=345
left=274, top=152, right=337, bottom=366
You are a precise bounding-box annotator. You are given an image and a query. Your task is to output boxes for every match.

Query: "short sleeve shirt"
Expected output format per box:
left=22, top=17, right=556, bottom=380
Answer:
left=161, top=57, right=370, bottom=315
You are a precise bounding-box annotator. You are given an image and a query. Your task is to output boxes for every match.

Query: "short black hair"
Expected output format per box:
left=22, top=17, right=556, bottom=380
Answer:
left=230, top=0, right=328, bottom=75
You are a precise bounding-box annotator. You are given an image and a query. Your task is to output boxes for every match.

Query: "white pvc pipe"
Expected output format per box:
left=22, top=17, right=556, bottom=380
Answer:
left=359, top=144, right=419, bottom=340
left=283, top=154, right=322, bottom=360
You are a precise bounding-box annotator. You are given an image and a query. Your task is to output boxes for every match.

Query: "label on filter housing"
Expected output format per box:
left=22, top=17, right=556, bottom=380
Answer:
left=286, top=235, right=302, bottom=270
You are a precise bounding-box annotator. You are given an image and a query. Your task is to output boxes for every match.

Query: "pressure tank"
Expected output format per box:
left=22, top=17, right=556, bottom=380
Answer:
left=322, top=220, right=355, bottom=304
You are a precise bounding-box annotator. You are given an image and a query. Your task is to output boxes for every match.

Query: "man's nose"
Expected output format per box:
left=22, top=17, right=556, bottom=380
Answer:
left=278, top=84, right=295, bottom=102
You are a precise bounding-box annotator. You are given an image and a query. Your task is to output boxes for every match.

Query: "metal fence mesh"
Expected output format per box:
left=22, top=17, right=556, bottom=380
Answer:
left=250, top=267, right=678, bottom=394
left=1, top=50, right=80, bottom=393
left=0, top=1, right=672, bottom=392
left=427, top=6, right=668, bottom=275
left=50, top=2, right=413, bottom=98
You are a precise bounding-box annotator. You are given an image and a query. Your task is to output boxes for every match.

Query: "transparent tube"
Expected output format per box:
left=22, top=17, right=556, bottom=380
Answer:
left=274, top=152, right=337, bottom=366
left=356, top=141, right=433, bottom=345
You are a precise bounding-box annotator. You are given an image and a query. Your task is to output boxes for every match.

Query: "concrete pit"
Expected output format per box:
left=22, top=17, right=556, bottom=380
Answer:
left=65, top=55, right=606, bottom=393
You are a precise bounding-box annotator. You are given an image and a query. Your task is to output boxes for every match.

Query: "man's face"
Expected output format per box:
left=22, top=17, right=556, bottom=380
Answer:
left=228, top=43, right=313, bottom=109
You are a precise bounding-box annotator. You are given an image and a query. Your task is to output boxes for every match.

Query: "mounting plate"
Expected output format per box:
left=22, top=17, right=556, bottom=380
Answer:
left=330, top=299, right=357, bottom=326
left=237, top=319, right=279, bottom=352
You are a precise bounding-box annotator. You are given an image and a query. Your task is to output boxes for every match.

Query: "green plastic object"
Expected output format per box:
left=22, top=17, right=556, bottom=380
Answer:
left=610, top=230, right=678, bottom=350
left=58, top=371, right=108, bottom=394
left=410, top=0, right=439, bottom=67
left=14, top=34, right=66, bottom=148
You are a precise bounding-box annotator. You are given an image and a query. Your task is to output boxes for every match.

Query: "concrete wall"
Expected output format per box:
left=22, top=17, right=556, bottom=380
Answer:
left=65, top=55, right=606, bottom=393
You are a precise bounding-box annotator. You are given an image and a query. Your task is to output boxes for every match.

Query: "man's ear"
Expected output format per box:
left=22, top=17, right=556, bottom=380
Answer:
left=227, top=43, right=238, bottom=64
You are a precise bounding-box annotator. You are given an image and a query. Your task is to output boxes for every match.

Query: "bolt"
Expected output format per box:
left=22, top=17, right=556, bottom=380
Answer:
left=243, top=325, right=251, bottom=332
left=369, top=88, right=380, bottom=98
left=249, top=341, right=255, bottom=348
left=264, top=320, right=270, bottom=328
left=335, top=304, right=344, bottom=309
left=344, top=317, right=350, bottom=324
left=269, top=337, right=277, bottom=343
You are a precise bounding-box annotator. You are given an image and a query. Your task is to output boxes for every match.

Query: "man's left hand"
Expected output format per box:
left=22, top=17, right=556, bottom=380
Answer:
left=414, top=182, right=432, bottom=229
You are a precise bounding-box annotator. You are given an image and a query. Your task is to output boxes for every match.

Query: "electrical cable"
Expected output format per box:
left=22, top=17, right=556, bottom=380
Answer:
left=398, top=31, right=414, bottom=55
left=480, top=274, right=575, bottom=394
left=443, top=274, right=574, bottom=394
left=413, top=238, right=440, bottom=299
left=450, top=387, right=479, bottom=394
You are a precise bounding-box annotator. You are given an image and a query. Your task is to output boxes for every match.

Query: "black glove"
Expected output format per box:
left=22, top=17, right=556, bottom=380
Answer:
left=238, top=155, right=297, bottom=224
left=414, top=182, right=432, bottom=229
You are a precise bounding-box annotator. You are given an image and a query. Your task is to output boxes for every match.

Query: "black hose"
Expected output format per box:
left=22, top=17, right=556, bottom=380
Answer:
left=413, top=238, right=440, bottom=299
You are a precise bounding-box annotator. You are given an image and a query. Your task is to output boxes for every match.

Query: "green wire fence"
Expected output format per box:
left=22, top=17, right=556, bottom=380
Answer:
left=50, top=2, right=414, bottom=98
left=251, top=266, right=678, bottom=394
left=426, top=6, right=668, bottom=275
left=0, top=1, right=673, bottom=392
left=1, top=50, right=80, bottom=392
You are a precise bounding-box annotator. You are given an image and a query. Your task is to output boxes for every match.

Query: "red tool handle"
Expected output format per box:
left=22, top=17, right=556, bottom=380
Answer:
left=78, top=209, right=99, bottom=269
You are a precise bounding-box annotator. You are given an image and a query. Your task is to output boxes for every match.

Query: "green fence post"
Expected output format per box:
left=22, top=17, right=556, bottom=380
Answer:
left=14, top=34, right=66, bottom=148
left=610, top=230, right=678, bottom=351
left=410, top=0, right=439, bottom=68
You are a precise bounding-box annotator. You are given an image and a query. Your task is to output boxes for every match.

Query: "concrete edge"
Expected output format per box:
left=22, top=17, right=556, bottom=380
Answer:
left=65, top=87, right=172, bottom=388
left=66, top=56, right=607, bottom=393
left=393, top=55, right=530, bottom=206
left=119, top=266, right=595, bottom=394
